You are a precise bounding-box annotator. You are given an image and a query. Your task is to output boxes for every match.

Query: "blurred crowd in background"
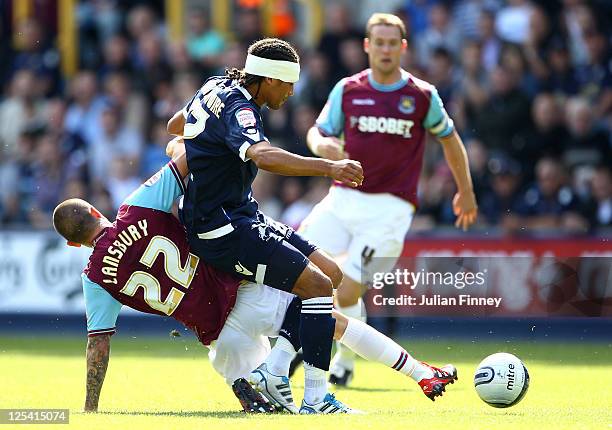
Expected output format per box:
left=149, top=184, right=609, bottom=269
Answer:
left=0, top=0, right=610, bottom=236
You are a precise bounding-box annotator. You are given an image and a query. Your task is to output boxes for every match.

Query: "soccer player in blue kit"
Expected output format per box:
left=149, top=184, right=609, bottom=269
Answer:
left=167, top=38, right=364, bottom=413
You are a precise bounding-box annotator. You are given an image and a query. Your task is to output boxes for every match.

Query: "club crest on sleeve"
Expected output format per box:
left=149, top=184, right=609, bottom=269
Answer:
left=236, top=108, right=257, bottom=128
left=398, top=96, right=415, bottom=114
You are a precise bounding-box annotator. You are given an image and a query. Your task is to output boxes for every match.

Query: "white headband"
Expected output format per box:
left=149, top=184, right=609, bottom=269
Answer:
left=244, top=54, right=300, bottom=83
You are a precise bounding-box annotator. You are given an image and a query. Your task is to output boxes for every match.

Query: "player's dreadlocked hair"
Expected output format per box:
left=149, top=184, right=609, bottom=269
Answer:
left=53, top=198, right=103, bottom=245
left=226, top=38, right=299, bottom=88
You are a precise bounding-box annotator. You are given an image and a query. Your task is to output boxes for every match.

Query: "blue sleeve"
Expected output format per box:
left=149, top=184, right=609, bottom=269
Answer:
left=224, top=102, right=268, bottom=162
left=423, top=87, right=454, bottom=138
left=122, top=161, right=186, bottom=212
left=82, top=274, right=122, bottom=337
left=315, top=78, right=346, bottom=137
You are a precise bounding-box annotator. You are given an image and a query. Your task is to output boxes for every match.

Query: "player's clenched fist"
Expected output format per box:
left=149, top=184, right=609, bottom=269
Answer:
left=329, top=160, right=364, bottom=188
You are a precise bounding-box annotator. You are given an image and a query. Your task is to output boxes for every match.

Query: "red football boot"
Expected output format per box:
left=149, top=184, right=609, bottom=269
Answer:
left=418, top=363, right=458, bottom=401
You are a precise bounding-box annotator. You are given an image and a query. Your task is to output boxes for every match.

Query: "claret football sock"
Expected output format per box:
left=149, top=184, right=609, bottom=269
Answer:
left=339, top=317, right=434, bottom=382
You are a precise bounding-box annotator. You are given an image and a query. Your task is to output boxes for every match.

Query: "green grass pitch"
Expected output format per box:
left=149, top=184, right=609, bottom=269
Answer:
left=1, top=335, right=611, bottom=429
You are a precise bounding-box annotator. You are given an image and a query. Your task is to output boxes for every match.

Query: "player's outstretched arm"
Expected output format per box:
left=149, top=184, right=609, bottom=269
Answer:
left=438, top=130, right=478, bottom=231
left=84, top=334, right=111, bottom=412
left=246, top=141, right=363, bottom=187
left=306, top=126, right=346, bottom=161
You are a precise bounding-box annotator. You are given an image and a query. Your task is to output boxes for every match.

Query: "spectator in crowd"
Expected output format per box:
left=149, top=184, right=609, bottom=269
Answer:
left=106, top=156, right=142, bottom=209
left=523, top=93, right=568, bottom=179
left=415, top=3, right=462, bottom=67
left=88, top=102, right=143, bottom=187
left=499, top=43, right=538, bottom=97
left=29, top=133, right=66, bottom=228
left=44, top=98, right=88, bottom=181
left=586, top=165, right=612, bottom=228
left=287, top=104, right=318, bottom=156
left=465, top=138, right=492, bottom=198
left=64, top=71, right=106, bottom=145
left=474, top=66, right=531, bottom=157
left=141, top=119, right=173, bottom=178
left=427, top=47, right=458, bottom=106
left=10, top=18, right=61, bottom=96
left=293, top=52, right=334, bottom=111
left=543, top=38, right=580, bottom=96
left=452, top=0, right=501, bottom=40
left=417, top=163, right=459, bottom=227
left=167, top=40, right=199, bottom=76
left=523, top=5, right=552, bottom=82
left=404, top=0, right=437, bottom=37
left=186, top=8, right=225, bottom=70
left=576, top=30, right=612, bottom=117
left=338, top=38, right=368, bottom=76
left=479, top=153, right=523, bottom=228
left=563, top=97, right=611, bottom=169
left=478, top=9, right=502, bottom=72
left=454, top=40, right=490, bottom=133
left=99, top=35, right=134, bottom=81
left=0, top=70, right=47, bottom=157
left=126, top=4, right=164, bottom=46
left=317, top=3, right=362, bottom=80
left=517, top=157, right=587, bottom=232
left=133, top=30, right=172, bottom=96
left=235, top=8, right=264, bottom=46
left=103, top=71, right=147, bottom=134
left=2, top=126, right=43, bottom=224
left=561, top=0, right=594, bottom=67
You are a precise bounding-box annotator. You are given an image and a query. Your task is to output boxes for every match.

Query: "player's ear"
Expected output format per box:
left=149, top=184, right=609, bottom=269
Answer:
left=89, top=206, right=103, bottom=219
left=364, top=38, right=370, bottom=54
left=401, top=38, right=408, bottom=51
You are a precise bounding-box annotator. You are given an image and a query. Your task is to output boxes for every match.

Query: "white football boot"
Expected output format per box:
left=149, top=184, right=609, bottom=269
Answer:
left=299, top=393, right=363, bottom=414
left=248, top=363, right=299, bottom=414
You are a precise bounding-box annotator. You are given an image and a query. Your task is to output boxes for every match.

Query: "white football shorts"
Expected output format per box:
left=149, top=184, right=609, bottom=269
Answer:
left=207, top=282, right=295, bottom=385
left=299, top=186, right=415, bottom=283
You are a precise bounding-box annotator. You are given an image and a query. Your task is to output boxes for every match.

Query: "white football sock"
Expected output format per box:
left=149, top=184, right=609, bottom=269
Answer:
left=333, top=299, right=365, bottom=369
left=303, top=362, right=327, bottom=405
left=339, top=317, right=434, bottom=382
left=265, top=336, right=296, bottom=377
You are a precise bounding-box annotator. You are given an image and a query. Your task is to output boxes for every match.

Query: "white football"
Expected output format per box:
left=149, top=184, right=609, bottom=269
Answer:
left=474, top=352, right=530, bottom=408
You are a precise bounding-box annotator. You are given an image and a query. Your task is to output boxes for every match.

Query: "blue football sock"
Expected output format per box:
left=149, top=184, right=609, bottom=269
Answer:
left=278, top=296, right=302, bottom=351
left=300, top=296, right=335, bottom=371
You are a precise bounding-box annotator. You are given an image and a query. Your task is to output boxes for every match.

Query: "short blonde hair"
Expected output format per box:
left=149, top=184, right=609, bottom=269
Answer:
left=366, top=13, right=407, bottom=40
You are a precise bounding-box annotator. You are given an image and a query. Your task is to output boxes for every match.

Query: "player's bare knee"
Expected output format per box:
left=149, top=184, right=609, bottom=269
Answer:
left=309, top=250, right=343, bottom=289
left=308, top=271, right=333, bottom=298
left=292, top=265, right=333, bottom=299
